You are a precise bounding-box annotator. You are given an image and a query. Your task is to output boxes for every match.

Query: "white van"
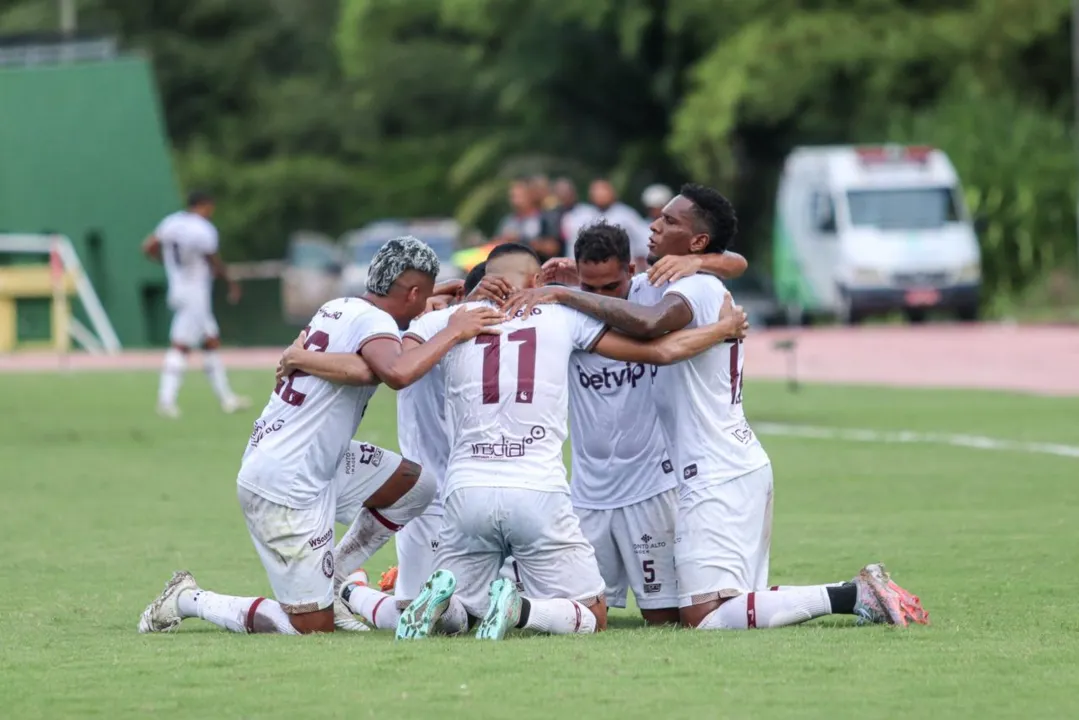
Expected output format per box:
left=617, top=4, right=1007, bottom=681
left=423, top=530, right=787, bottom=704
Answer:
left=773, top=144, right=982, bottom=324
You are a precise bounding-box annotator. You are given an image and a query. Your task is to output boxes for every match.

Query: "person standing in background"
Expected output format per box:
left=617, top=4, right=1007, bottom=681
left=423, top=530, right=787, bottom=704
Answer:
left=142, top=190, right=250, bottom=419
left=494, top=178, right=543, bottom=247
left=529, top=175, right=558, bottom=212
left=641, top=184, right=674, bottom=222
left=563, top=179, right=651, bottom=269
left=532, top=177, right=597, bottom=263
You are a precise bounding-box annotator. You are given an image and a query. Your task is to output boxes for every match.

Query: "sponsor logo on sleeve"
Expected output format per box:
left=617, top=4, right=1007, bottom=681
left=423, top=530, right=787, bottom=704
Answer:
left=683, top=463, right=698, bottom=480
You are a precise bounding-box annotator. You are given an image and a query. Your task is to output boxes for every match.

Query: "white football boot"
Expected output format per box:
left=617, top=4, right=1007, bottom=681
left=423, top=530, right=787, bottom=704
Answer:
left=138, top=570, right=198, bottom=633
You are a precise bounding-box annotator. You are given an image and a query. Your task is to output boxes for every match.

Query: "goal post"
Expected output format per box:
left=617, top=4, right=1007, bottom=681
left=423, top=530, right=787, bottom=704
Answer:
left=0, top=234, right=121, bottom=354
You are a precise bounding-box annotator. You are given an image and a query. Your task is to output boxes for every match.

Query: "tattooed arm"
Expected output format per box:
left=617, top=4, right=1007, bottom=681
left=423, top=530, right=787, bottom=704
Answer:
left=503, top=285, right=693, bottom=340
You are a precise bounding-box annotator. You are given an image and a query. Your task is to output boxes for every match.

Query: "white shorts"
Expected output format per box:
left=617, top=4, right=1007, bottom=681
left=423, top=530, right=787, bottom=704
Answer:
left=575, top=489, right=679, bottom=610
left=169, top=296, right=219, bottom=347
left=239, top=441, right=401, bottom=614
left=393, top=512, right=442, bottom=603
left=434, top=487, right=605, bottom=618
left=333, top=442, right=403, bottom=525
left=675, top=464, right=774, bottom=608
left=395, top=515, right=522, bottom=606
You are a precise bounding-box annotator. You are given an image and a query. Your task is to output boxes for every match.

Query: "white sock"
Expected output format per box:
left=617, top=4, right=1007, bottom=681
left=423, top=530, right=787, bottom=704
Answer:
left=158, top=348, right=186, bottom=407
left=344, top=585, right=401, bottom=630
left=696, top=587, right=833, bottom=630
left=334, top=508, right=397, bottom=583
left=521, top=598, right=597, bottom=635
left=767, top=583, right=844, bottom=591
left=437, top=596, right=469, bottom=635
left=178, top=589, right=298, bottom=635
left=202, top=351, right=235, bottom=403
left=333, top=473, right=435, bottom=581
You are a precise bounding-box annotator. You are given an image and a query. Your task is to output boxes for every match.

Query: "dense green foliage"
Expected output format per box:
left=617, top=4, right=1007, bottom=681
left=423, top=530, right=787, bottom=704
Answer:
left=2, top=0, right=1075, bottom=298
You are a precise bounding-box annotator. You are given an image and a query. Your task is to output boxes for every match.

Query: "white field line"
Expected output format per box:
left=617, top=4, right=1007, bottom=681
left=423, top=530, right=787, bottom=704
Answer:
left=755, top=423, right=1079, bottom=460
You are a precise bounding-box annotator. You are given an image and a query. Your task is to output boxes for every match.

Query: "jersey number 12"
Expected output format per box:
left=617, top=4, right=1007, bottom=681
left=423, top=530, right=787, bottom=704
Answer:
left=274, top=329, right=330, bottom=407
left=475, top=328, right=536, bottom=405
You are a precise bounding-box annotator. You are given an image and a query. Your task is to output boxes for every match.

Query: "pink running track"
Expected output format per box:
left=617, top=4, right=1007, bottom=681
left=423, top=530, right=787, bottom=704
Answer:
left=1, top=324, right=1077, bottom=396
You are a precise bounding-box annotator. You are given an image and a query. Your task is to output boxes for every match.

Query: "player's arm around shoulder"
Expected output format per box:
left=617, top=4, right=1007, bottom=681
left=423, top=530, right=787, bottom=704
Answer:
left=362, top=304, right=504, bottom=390
left=504, top=283, right=692, bottom=340
left=276, top=329, right=380, bottom=387
left=646, top=251, right=747, bottom=286
left=592, top=293, right=747, bottom=366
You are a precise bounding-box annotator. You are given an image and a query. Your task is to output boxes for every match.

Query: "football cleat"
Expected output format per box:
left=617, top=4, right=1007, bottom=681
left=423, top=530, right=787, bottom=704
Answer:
left=378, top=566, right=398, bottom=593
left=333, top=597, right=370, bottom=632
left=396, top=570, right=456, bottom=640
left=475, top=578, right=522, bottom=640
left=138, top=570, right=198, bottom=633
left=156, top=404, right=181, bottom=419
left=852, top=563, right=926, bottom=627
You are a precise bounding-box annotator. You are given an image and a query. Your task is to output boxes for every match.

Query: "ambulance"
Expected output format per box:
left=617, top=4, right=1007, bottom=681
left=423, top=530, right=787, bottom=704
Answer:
left=773, top=144, right=982, bottom=324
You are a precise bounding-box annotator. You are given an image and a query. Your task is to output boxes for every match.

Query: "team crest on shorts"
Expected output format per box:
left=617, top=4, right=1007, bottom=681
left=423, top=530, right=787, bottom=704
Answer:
left=321, top=550, right=334, bottom=578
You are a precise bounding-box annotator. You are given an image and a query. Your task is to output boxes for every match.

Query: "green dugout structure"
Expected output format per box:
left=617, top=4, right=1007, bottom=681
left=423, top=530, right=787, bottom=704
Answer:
left=0, top=55, right=178, bottom=348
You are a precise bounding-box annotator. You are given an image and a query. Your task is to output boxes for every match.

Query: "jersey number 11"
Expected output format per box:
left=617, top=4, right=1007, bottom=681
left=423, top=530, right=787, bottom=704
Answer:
left=475, top=328, right=536, bottom=405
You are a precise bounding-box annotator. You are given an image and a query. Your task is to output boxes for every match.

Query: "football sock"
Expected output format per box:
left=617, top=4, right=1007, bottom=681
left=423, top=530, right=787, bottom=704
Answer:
left=437, top=596, right=469, bottom=635
left=158, top=348, right=186, bottom=406
left=515, top=598, right=597, bottom=635
left=334, top=509, right=397, bottom=583
left=342, top=584, right=400, bottom=630
left=696, top=586, right=833, bottom=630
left=767, top=582, right=845, bottom=591
left=178, top=589, right=299, bottom=635
left=334, top=472, right=435, bottom=582
left=825, top=583, right=858, bottom=614
left=202, top=350, right=235, bottom=403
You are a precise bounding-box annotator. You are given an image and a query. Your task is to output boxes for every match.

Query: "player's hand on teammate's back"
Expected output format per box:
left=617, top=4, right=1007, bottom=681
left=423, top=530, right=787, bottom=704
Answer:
left=541, top=257, right=578, bottom=286
left=468, top=275, right=515, bottom=305
left=447, top=305, right=505, bottom=340
left=647, top=255, right=702, bottom=286
left=501, top=286, right=566, bottom=318
left=718, top=293, right=749, bottom=340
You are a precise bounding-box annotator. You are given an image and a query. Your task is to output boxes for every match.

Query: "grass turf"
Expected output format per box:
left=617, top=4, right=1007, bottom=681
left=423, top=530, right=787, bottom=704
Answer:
left=2, top=371, right=1078, bottom=718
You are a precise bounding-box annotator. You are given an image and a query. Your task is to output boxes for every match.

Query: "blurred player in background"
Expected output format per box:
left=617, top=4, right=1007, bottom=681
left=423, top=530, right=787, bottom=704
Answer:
left=141, top=191, right=249, bottom=418
left=137, top=237, right=503, bottom=635
left=394, top=243, right=748, bottom=641
left=503, top=184, right=930, bottom=631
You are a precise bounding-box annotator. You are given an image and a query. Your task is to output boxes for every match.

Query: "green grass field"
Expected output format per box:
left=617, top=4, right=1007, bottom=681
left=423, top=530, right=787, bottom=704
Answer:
left=3, top=371, right=1079, bottom=719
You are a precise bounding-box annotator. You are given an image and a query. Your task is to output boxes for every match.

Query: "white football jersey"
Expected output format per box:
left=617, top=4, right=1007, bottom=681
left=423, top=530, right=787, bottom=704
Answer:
left=396, top=330, right=449, bottom=515
left=569, top=275, right=676, bottom=510
left=405, top=301, right=607, bottom=498
left=236, top=297, right=400, bottom=508
left=154, top=211, right=219, bottom=303
left=647, top=274, right=770, bottom=488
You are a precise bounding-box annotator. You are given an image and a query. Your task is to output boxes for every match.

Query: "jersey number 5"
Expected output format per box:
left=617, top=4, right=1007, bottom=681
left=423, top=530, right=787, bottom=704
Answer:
left=274, top=329, right=330, bottom=407
left=475, top=328, right=536, bottom=404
